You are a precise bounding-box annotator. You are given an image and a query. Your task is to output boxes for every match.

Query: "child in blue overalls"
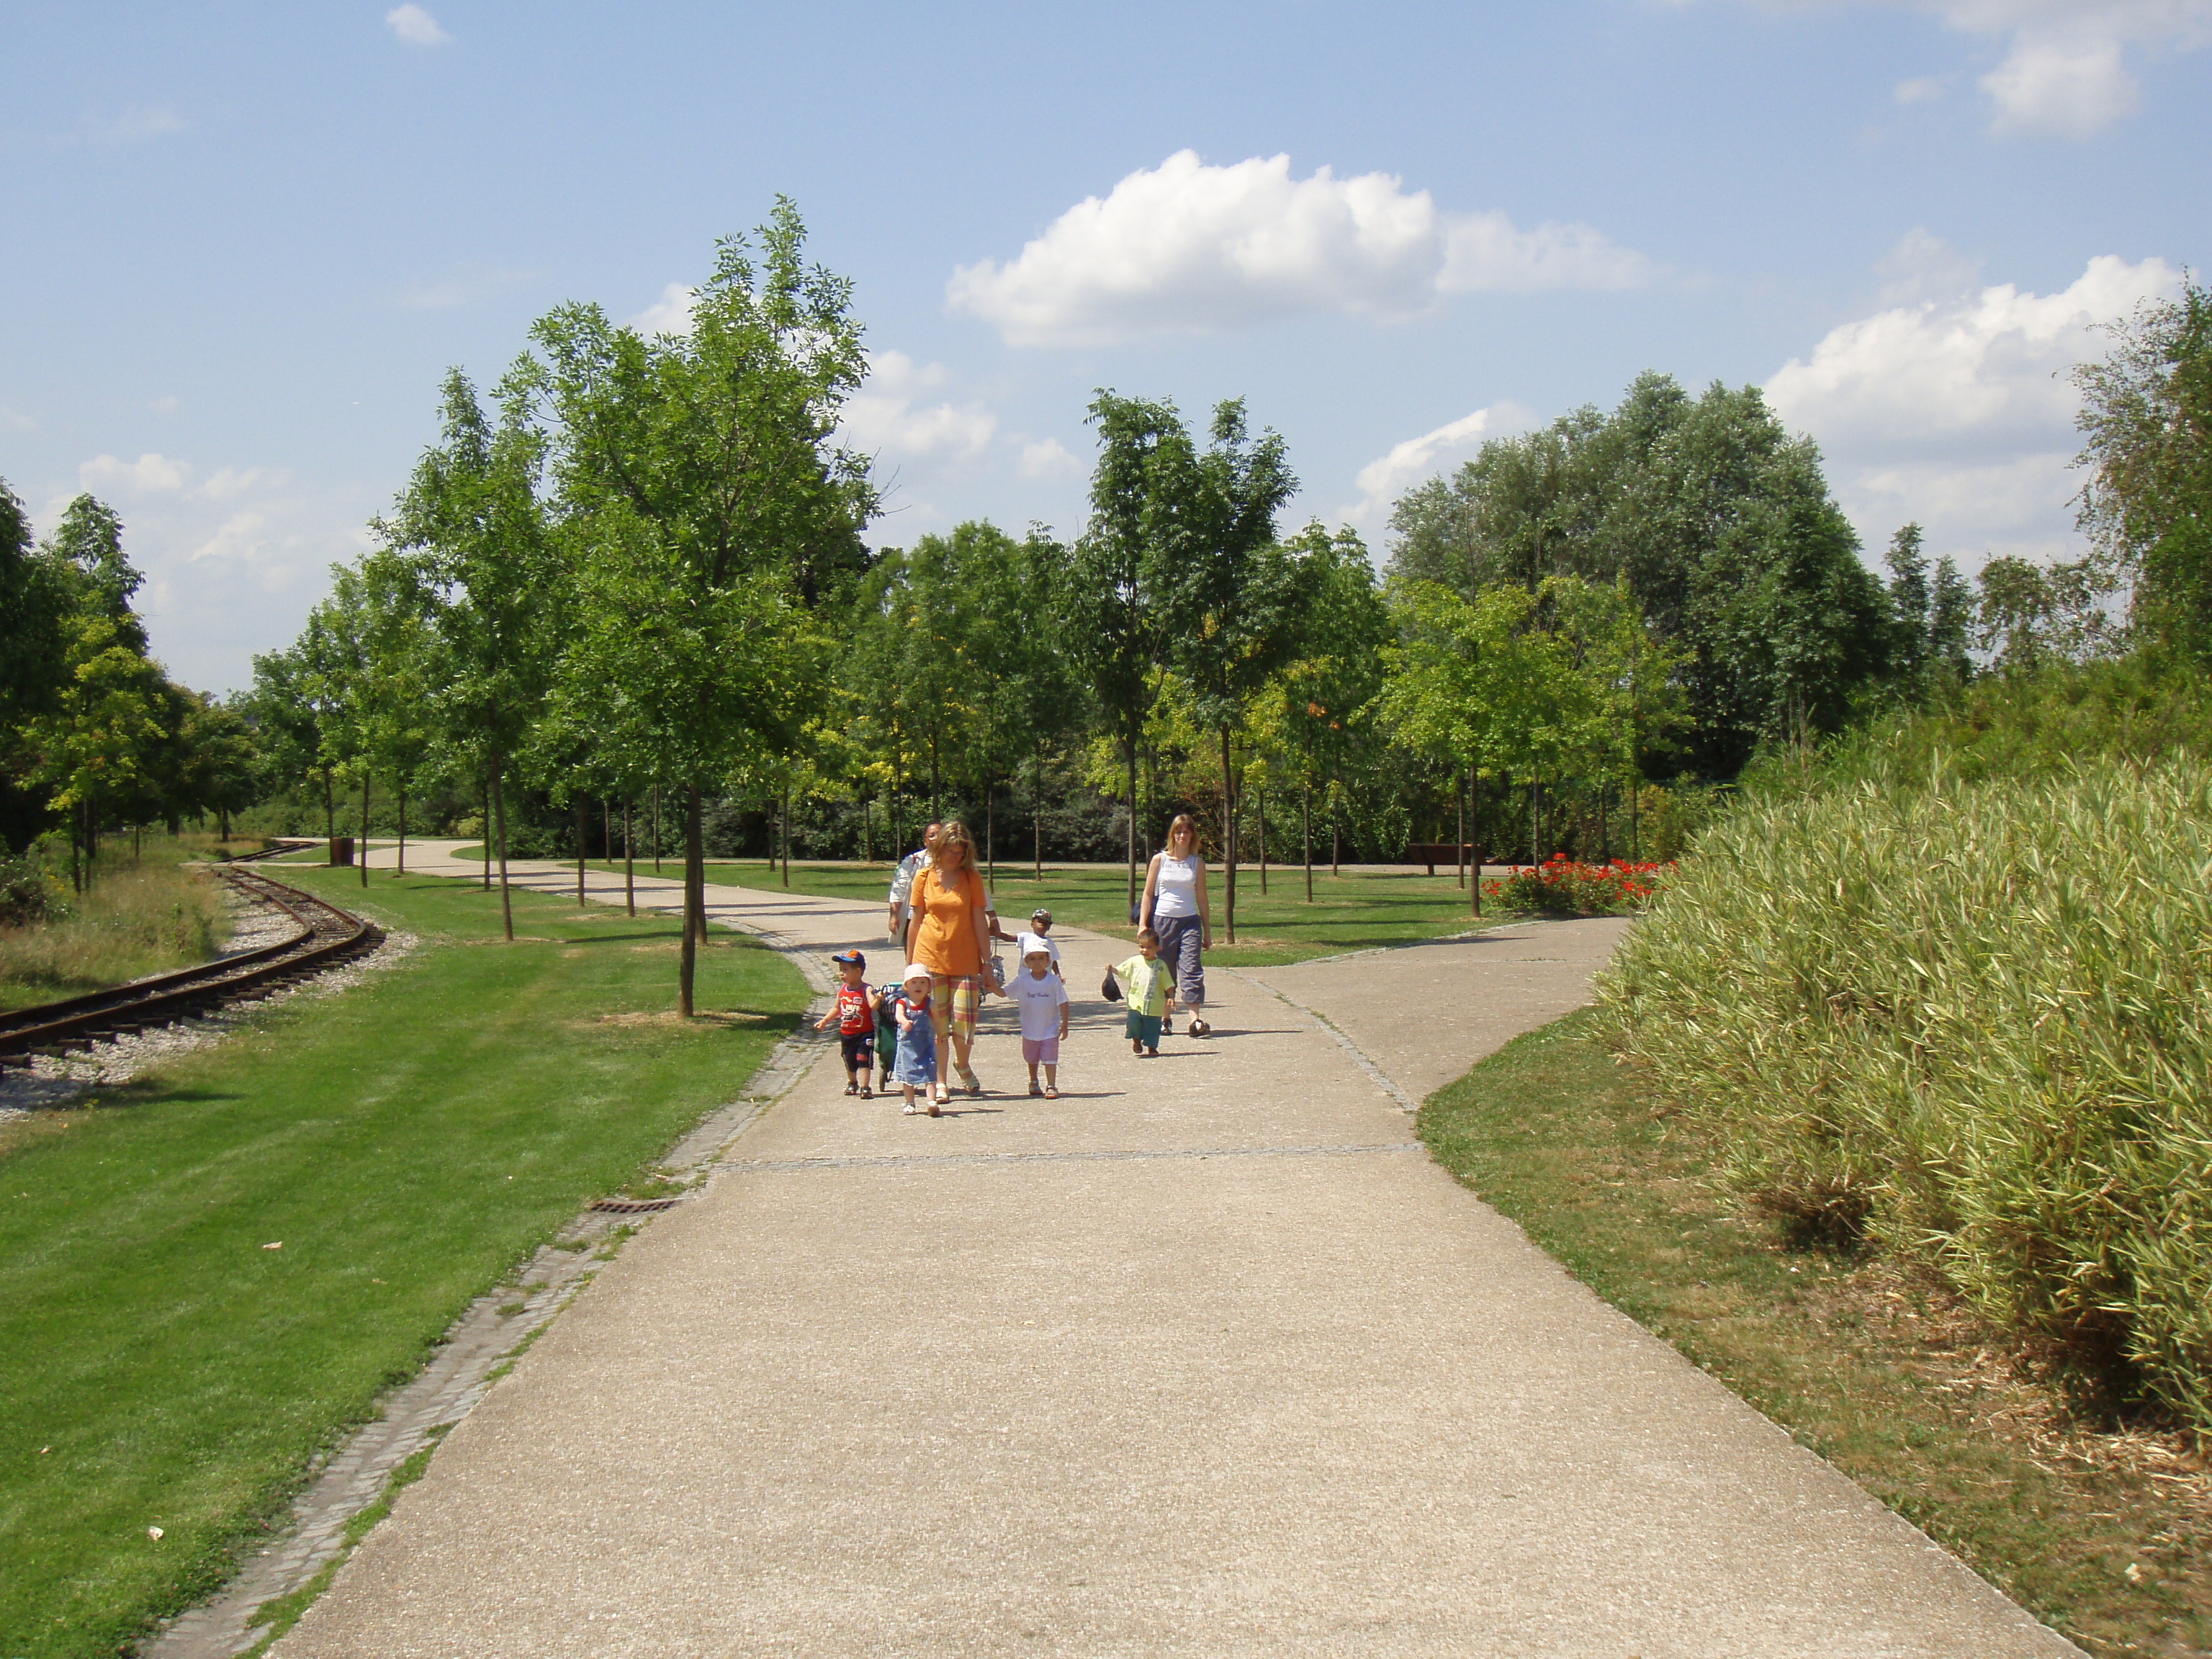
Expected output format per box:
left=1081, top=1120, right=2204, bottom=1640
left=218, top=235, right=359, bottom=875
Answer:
left=892, top=965, right=940, bottom=1117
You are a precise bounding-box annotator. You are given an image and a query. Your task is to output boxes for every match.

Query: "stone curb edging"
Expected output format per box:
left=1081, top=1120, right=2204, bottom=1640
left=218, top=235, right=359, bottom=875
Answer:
left=144, top=911, right=837, bottom=1659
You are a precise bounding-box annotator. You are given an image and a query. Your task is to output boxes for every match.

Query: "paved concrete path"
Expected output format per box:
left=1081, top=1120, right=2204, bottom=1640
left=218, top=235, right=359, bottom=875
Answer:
left=272, top=846, right=2076, bottom=1658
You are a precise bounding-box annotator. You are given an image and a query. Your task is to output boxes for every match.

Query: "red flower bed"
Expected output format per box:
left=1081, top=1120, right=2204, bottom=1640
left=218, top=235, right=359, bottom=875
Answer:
left=1483, top=854, right=1668, bottom=915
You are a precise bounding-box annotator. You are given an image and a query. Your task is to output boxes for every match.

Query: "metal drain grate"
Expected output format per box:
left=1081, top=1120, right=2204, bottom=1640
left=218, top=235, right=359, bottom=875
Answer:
left=590, top=1197, right=680, bottom=1215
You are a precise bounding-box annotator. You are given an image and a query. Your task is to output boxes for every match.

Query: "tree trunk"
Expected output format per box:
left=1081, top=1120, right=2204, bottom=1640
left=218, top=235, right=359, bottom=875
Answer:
left=1220, top=723, right=1237, bottom=945
left=1470, top=763, right=1482, bottom=918
left=1599, top=786, right=1609, bottom=863
left=1529, top=781, right=1539, bottom=864
left=1125, top=740, right=1138, bottom=923
left=1257, top=786, right=1267, bottom=896
left=323, top=770, right=335, bottom=844
left=1034, top=750, right=1043, bottom=879
left=492, top=763, right=514, bottom=942
left=577, top=796, right=588, bottom=905
left=1331, top=805, right=1340, bottom=878
left=1303, top=781, right=1313, bottom=904
left=397, top=786, right=408, bottom=877
left=862, top=794, right=871, bottom=866
left=680, top=785, right=703, bottom=1016
left=624, top=796, right=635, bottom=916
left=1631, top=780, right=1640, bottom=863
left=781, top=785, right=791, bottom=888
left=1457, top=769, right=1468, bottom=888
left=481, top=777, right=491, bottom=889
left=360, top=774, right=371, bottom=888
left=602, top=799, right=611, bottom=866
left=652, top=785, right=662, bottom=874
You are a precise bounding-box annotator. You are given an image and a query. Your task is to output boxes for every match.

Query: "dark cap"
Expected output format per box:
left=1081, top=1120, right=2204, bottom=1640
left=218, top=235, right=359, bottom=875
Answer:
left=1030, top=908, right=1051, bottom=922
left=830, top=950, right=865, bottom=966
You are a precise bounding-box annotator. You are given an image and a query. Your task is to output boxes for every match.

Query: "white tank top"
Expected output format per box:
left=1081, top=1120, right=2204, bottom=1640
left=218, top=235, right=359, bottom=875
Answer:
left=1152, top=853, right=1199, bottom=918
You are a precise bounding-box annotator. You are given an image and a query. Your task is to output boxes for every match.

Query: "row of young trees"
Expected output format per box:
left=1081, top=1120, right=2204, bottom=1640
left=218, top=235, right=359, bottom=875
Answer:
left=0, top=490, right=258, bottom=887
left=12, top=205, right=2198, bottom=1013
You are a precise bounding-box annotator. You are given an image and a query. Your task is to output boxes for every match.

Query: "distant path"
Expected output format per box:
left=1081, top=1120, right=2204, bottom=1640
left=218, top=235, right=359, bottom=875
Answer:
left=269, top=842, right=2077, bottom=1657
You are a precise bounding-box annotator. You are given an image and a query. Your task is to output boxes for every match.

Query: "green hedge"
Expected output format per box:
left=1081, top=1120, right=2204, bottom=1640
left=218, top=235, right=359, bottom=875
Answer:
left=1596, top=758, right=2212, bottom=1431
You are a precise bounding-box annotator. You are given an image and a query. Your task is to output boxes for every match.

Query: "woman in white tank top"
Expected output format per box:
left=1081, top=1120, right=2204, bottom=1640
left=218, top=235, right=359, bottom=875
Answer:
left=1140, top=814, right=1212, bottom=1037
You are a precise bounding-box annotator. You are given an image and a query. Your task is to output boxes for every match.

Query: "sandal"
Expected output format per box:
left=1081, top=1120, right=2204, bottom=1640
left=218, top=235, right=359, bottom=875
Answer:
left=903, top=1100, right=920, bottom=1115
left=859, top=1085, right=872, bottom=1099
left=1028, top=1083, right=1043, bottom=1097
left=844, top=1082, right=857, bottom=1095
left=1190, top=1017, right=1210, bottom=1038
left=1044, top=1087, right=1058, bottom=1100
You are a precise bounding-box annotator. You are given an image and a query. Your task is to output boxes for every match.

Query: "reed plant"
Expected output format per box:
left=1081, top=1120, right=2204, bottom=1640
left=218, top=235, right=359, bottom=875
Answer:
left=1596, top=757, right=2212, bottom=1434
left=0, top=857, right=224, bottom=1010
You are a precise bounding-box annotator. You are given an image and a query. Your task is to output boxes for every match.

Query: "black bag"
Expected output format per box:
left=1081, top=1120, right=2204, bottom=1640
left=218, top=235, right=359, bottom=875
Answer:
left=1100, top=964, right=1123, bottom=1002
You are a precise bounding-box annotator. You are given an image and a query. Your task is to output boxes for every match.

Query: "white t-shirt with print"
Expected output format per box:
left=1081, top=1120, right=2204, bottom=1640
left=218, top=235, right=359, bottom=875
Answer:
left=1007, top=968, right=1070, bottom=1041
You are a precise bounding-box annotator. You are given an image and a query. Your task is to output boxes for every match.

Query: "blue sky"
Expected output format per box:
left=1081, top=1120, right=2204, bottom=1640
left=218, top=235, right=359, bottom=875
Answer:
left=3, top=1, right=2206, bottom=692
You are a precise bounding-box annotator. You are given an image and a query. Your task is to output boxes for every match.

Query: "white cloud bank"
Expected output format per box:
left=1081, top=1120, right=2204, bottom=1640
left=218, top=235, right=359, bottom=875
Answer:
left=1768, top=236, right=2181, bottom=568
left=1742, top=0, right=2212, bottom=135
left=385, top=4, right=450, bottom=47
left=842, top=352, right=998, bottom=464
left=948, top=150, right=1658, bottom=346
left=1339, top=402, right=1539, bottom=541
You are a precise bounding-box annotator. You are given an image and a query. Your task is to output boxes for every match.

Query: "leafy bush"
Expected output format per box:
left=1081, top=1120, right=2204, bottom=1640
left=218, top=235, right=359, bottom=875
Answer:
left=0, top=853, right=56, bottom=929
left=1485, top=855, right=1666, bottom=915
left=1596, top=757, right=2212, bottom=1431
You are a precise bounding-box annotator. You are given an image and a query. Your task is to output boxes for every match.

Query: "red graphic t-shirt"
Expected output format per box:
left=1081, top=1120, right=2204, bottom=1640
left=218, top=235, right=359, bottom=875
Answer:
left=835, top=984, right=873, bottom=1035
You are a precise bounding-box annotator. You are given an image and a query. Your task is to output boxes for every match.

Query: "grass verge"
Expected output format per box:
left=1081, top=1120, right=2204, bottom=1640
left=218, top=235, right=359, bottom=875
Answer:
left=579, top=854, right=1515, bottom=966
left=1417, top=1011, right=2212, bottom=1659
left=0, top=837, right=237, bottom=1013
left=0, top=868, right=808, bottom=1659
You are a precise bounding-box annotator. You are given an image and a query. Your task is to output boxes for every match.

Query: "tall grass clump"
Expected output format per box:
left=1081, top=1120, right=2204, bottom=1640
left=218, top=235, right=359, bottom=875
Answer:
left=0, top=857, right=225, bottom=1010
left=1596, top=757, right=2212, bottom=1433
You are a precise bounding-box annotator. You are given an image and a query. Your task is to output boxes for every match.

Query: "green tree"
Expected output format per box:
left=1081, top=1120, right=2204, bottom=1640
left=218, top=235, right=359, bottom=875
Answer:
left=379, top=368, right=557, bottom=940
left=1065, top=392, right=1177, bottom=916
left=2074, top=276, right=2212, bottom=662
left=532, top=204, right=870, bottom=1014
left=1274, top=526, right=1390, bottom=899
left=1142, top=398, right=1303, bottom=943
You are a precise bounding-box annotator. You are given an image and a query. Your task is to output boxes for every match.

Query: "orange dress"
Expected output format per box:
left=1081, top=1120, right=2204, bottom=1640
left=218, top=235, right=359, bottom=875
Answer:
left=911, top=864, right=987, bottom=977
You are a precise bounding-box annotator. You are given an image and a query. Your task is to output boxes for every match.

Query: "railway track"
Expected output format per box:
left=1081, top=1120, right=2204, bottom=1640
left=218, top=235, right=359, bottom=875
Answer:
left=0, top=863, right=383, bottom=1069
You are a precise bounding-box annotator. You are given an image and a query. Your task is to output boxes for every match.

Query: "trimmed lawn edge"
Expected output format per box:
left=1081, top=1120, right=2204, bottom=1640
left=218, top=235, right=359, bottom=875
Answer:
left=1416, top=1011, right=2212, bottom=1659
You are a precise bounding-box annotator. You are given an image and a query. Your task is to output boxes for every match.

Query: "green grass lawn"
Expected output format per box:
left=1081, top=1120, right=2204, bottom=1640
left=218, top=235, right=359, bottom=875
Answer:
left=0, top=868, right=807, bottom=1659
left=576, top=854, right=1502, bottom=966
left=1419, top=1012, right=2211, bottom=1658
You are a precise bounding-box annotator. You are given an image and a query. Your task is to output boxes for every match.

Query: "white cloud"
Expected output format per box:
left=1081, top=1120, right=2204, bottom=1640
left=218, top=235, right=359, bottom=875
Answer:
left=1892, top=72, right=1949, bottom=101
left=841, top=351, right=997, bottom=462
left=195, top=466, right=274, bottom=503
left=192, top=511, right=272, bottom=564
left=1768, top=240, right=2182, bottom=572
left=0, top=405, right=37, bottom=433
left=1341, top=402, right=1539, bottom=539
left=99, top=107, right=186, bottom=143
left=1730, top=1, right=2212, bottom=135
left=626, top=282, right=698, bottom=336
left=385, top=4, right=449, bottom=47
left=1768, top=244, right=2179, bottom=459
left=1017, top=438, right=1083, bottom=481
left=947, top=150, right=1657, bottom=346
left=398, top=264, right=535, bottom=310
left=79, top=452, right=192, bottom=495
left=149, top=394, right=182, bottom=415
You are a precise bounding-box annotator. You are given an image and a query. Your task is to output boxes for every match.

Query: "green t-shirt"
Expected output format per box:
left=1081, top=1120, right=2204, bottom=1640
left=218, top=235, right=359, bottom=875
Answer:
left=1114, top=953, right=1170, bottom=1015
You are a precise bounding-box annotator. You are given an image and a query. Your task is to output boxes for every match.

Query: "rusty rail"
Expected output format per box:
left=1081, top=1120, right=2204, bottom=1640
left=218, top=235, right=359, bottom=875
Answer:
left=0, top=866, right=382, bottom=1068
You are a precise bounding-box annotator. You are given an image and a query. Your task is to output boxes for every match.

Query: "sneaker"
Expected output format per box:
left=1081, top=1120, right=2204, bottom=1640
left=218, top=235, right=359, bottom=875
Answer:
left=903, top=1100, right=920, bottom=1115
left=1161, top=1015, right=1174, bottom=1036
left=1189, top=1017, right=1210, bottom=1038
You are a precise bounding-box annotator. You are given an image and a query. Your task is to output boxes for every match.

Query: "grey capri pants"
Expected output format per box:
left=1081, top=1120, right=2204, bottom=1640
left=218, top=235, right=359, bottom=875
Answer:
left=1152, top=912, right=1205, bottom=1007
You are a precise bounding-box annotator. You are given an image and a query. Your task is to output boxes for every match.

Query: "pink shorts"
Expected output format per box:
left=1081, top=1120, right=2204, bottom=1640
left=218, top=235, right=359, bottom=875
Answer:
left=1021, top=1036, right=1060, bottom=1064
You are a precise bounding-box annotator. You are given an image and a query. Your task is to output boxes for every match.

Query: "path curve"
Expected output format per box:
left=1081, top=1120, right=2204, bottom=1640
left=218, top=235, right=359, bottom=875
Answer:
left=265, top=845, right=2076, bottom=1658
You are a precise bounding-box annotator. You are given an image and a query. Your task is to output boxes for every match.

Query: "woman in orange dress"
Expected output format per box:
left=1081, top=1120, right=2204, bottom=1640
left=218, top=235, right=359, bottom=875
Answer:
left=902, top=818, right=1001, bottom=1105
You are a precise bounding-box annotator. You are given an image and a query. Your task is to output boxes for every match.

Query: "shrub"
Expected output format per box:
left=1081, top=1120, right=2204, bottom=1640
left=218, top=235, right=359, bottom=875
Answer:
left=0, top=853, right=57, bottom=929
left=1596, top=757, right=2212, bottom=1431
left=1485, top=855, right=1666, bottom=915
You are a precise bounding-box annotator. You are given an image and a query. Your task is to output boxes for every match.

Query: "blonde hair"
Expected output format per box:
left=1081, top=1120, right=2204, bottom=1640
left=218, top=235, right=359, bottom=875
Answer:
left=1166, top=813, right=1200, bottom=853
left=934, top=819, right=975, bottom=867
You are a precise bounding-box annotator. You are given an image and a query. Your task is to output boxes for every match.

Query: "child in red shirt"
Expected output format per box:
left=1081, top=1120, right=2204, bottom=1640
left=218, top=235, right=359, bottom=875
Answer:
left=815, top=950, right=881, bottom=1097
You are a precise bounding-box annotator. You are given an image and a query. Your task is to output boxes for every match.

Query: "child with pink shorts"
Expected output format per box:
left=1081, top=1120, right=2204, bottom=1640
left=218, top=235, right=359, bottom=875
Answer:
left=1008, top=943, right=1071, bottom=1098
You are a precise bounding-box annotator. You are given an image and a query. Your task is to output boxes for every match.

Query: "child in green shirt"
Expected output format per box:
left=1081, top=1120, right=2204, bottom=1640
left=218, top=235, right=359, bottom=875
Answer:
left=1114, top=927, right=1170, bottom=1057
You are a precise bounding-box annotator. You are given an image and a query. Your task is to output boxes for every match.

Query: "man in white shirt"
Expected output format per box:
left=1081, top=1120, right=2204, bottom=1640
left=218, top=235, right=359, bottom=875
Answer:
left=886, top=822, right=940, bottom=940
